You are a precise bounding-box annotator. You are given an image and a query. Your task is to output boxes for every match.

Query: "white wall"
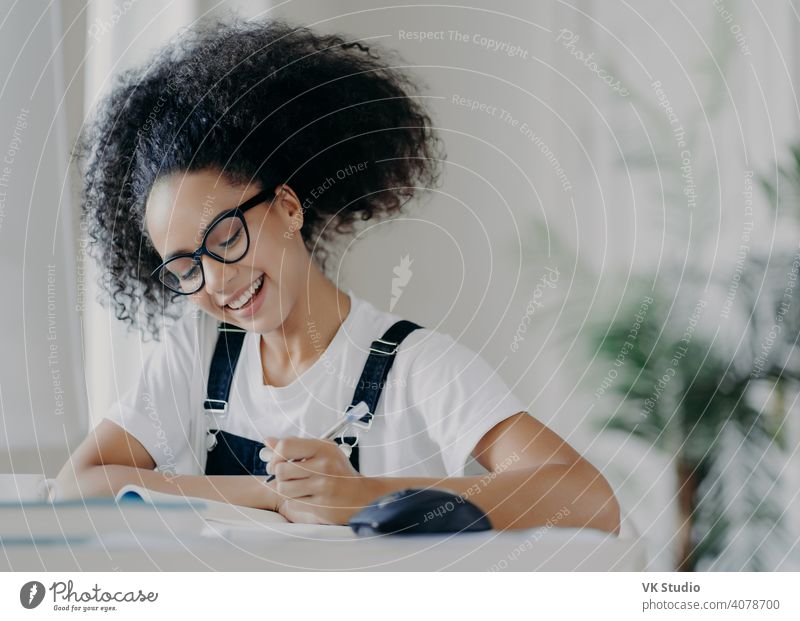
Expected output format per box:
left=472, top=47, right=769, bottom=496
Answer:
left=0, top=1, right=87, bottom=474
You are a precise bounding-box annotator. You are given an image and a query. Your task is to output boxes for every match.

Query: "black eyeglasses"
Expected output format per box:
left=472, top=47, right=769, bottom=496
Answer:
left=151, top=189, right=274, bottom=295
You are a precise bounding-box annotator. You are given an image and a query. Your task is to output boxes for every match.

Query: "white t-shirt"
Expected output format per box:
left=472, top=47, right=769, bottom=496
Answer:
left=105, top=291, right=527, bottom=479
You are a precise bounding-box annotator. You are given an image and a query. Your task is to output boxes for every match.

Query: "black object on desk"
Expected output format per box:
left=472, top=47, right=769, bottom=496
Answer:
left=348, top=488, right=492, bottom=535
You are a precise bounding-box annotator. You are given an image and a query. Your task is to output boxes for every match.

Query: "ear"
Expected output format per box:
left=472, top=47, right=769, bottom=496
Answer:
left=273, top=184, right=304, bottom=232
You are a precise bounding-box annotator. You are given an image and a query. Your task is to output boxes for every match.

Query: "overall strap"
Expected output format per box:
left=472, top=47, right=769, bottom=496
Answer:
left=349, top=319, right=423, bottom=425
left=203, top=323, right=247, bottom=413
left=335, top=319, right=423, bottom=470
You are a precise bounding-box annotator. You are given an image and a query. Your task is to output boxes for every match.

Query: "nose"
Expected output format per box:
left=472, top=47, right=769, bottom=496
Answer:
left=201, top=256, right=238, bottom=300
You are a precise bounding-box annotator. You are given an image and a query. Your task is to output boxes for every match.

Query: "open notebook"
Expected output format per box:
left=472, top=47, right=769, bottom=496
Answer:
left=115, top=485, right=356, bottom=539
left=115, top=484, right=288, bottom=526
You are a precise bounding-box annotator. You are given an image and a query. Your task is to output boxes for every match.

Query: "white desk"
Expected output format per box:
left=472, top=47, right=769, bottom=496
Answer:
left=1, top=512, right=646, bottom=571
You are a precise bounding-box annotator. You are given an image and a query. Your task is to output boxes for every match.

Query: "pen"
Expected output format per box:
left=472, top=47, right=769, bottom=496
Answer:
left=261, top=401, right=370, bottom=483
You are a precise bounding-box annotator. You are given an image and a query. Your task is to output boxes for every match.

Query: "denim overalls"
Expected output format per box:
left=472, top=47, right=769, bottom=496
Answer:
left=201, top=319, right=423, bottom=476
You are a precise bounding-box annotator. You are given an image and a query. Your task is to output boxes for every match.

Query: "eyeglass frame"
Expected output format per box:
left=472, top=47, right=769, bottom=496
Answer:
left=150, top=189, right=275, bottom=295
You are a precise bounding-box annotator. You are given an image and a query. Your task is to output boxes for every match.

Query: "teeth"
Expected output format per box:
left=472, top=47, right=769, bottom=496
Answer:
left=227, top=275, right=264, bottom=310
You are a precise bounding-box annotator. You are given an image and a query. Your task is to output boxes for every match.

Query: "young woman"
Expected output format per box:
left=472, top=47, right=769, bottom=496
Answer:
left=58, top=19, right=619, bottom=533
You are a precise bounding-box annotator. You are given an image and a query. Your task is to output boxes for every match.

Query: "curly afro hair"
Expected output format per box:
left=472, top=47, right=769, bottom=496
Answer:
left=77, top=18, right=444, bottom=340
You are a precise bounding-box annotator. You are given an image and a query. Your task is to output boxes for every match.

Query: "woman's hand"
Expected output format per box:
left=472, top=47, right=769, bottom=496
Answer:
left=263, top=436, right=386, bottom=524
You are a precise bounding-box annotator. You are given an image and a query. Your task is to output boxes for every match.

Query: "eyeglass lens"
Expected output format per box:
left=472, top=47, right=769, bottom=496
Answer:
left=157, top=213, right=248, bottom=293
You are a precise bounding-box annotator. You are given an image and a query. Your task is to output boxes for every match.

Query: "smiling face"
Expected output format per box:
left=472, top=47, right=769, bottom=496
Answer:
left=145, top=169, right=309, bottom=333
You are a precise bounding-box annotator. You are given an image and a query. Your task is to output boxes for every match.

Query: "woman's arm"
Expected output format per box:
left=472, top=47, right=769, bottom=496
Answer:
left=266, top=412, right=620, bottom=533
left=56, top=420, right=279, bottom=511
left=371, top=412, right=620, bottom=533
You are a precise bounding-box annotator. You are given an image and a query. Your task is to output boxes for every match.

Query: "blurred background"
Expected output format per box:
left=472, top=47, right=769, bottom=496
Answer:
left=1, top=0, right=799, bottom=570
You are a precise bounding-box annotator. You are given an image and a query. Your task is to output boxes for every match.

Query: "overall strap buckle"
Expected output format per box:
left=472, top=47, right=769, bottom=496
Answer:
left=369, top=338, right=399, bottom=356
left=203, top=399, right=229, bottom=414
